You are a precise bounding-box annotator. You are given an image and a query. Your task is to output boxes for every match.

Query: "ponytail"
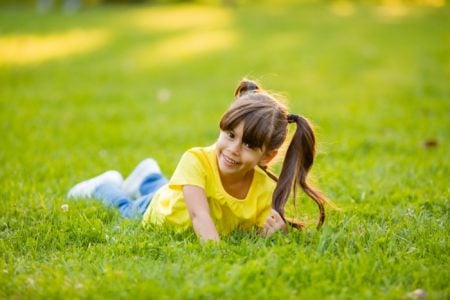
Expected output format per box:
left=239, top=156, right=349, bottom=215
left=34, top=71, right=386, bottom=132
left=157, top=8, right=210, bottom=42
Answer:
left=272, top=115, right=329, bottom=229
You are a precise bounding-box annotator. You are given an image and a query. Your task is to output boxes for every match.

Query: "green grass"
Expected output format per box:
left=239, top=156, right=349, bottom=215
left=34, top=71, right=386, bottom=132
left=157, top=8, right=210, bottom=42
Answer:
left=0, top=2, right=449, bottom=299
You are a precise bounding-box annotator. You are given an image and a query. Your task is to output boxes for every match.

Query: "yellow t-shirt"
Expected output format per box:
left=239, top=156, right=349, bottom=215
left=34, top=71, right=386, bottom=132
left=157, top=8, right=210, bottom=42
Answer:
left=142, top=145, right=275, bottom=234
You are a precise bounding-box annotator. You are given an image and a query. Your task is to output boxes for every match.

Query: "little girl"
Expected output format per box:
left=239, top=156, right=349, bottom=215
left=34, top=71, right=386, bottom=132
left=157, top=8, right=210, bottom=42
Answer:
left=68, top=79, right=331, bottom=242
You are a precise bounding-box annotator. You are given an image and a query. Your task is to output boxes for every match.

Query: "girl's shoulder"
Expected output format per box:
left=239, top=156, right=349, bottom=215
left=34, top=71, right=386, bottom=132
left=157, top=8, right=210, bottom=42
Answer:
left=177, top=144, right=217, bottom=174
left=183, top=144, right=215, bottom=155
left=181, top=144, right=216, bottom=163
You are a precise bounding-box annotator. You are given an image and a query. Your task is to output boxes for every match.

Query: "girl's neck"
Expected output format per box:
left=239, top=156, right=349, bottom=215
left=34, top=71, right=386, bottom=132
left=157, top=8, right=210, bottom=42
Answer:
left=219, top=169, right=254, bottom=200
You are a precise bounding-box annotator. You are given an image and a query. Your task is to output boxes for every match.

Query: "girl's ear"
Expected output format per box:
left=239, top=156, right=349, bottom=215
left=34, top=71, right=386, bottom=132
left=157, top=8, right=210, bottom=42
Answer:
left=259, top=150, right=278, bottom=166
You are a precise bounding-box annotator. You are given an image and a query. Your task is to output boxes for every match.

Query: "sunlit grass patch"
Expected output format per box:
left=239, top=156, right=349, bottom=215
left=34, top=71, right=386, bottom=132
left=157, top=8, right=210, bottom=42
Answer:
left=329, top=1, right=356, bottom=17
left=0, top=29, right=111, bottom=66
left=130, top=4, right=233, bottom=32
left=135, top=29, right=238, bottom=65
left=128, top=4, right=237, bottom=66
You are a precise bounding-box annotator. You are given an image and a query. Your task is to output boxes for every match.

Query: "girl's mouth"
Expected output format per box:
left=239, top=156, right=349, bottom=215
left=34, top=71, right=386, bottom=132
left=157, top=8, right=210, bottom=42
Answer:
left=222, top=154, right=240, bottom=166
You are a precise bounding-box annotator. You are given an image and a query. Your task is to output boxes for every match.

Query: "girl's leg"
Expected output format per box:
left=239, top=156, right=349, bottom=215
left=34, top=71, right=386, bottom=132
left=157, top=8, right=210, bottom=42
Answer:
left=122, top=158, right=162, bottom=198
left=67, top=170, right=123, bottom=199
left=139, top=173, right=168, bottom=196
left=94, top=183, right=151, bottom=219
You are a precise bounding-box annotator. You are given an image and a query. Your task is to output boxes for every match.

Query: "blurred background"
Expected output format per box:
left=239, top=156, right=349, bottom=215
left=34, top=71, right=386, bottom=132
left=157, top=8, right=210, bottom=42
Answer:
left=0, top=0, right=449, bottom=298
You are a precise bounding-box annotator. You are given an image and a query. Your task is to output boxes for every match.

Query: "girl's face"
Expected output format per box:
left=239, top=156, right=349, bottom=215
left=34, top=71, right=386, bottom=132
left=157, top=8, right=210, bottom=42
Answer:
left=216, top=121, right=275, bottom=178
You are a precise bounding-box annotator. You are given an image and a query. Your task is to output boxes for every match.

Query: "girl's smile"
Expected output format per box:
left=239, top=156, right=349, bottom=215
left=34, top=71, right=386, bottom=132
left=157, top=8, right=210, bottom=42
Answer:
left=221, top=153, right=241, bottom=167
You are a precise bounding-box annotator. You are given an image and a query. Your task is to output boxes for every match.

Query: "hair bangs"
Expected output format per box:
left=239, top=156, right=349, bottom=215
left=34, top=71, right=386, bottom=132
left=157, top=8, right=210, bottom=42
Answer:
left=220, top=103, right=272, bottom=149
left=241, top=112, right=270, bottom=149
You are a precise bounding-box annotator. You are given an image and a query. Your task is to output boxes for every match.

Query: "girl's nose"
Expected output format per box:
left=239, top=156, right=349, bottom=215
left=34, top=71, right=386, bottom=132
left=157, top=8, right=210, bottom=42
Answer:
left=230, top=140, right=241, bottom=154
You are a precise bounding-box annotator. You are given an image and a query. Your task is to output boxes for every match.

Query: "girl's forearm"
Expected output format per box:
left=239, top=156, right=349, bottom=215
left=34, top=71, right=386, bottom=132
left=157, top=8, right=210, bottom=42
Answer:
left=182, top=185, right=219, bottom=242
left=192, top=213, right=220, bottom=242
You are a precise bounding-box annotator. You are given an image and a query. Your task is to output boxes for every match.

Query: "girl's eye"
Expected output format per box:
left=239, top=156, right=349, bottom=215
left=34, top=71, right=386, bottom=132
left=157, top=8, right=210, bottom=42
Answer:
left=227, top=131, right=235, bottom=139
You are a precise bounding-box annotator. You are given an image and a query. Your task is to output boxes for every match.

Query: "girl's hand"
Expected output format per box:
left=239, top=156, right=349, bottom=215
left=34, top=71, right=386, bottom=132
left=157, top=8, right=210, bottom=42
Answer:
left=261, top=209, right=287, bottom=237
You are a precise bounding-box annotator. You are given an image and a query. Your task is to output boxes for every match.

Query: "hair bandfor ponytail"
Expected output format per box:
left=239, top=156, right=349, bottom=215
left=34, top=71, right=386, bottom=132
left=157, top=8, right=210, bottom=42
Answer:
left=287, top=114, right=300, bottom=124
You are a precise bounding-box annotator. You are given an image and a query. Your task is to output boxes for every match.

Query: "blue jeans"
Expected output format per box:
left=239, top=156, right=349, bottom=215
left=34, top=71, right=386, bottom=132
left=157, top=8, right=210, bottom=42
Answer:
left=93, top=173, right=168, bottom=219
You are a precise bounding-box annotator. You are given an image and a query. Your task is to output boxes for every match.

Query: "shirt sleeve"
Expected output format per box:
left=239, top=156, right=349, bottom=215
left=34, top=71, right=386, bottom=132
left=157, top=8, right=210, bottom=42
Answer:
left=169, top=149, right=206, bottom=189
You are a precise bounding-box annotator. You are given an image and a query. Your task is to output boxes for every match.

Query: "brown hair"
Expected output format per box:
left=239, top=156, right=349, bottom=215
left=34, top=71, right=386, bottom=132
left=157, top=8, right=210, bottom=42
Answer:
left=219, top=79, right=332, bottom=229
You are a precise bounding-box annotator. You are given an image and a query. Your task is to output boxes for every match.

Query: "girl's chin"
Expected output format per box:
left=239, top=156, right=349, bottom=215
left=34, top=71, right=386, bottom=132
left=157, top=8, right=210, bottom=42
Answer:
left=218, top=160, right=241, bottom=176
left=219, top=161, right=237, bottom=173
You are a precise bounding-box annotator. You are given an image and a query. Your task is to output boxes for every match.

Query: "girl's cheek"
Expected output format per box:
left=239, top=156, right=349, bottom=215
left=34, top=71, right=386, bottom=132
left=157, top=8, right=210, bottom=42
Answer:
left=244, top=153, right=257, bottom=166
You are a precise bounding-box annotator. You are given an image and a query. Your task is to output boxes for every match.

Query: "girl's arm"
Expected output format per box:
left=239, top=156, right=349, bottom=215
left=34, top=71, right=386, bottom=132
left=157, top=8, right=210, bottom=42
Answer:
left=261, top=209, right=287, bottom=237
left=183, top=185, right=220, bottom=242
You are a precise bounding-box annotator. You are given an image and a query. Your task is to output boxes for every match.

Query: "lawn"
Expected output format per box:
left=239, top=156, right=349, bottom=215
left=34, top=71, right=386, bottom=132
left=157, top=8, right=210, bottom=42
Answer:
left=0, top=1, right=449, bottom=299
